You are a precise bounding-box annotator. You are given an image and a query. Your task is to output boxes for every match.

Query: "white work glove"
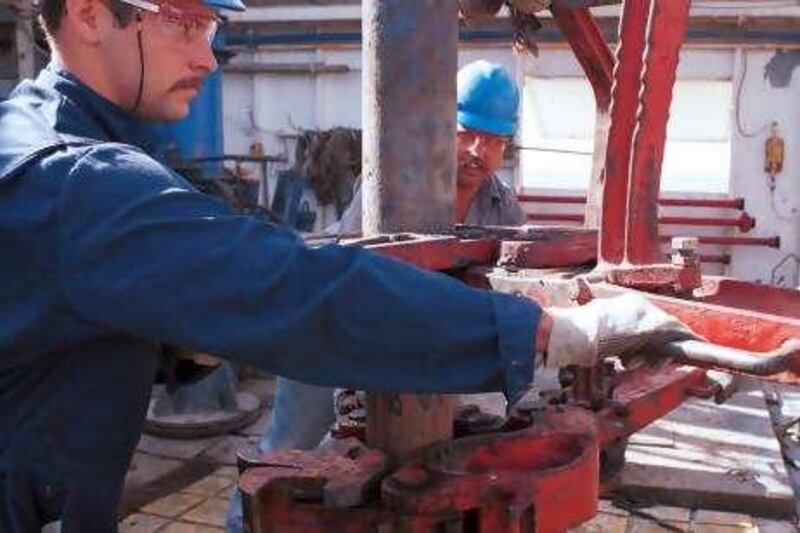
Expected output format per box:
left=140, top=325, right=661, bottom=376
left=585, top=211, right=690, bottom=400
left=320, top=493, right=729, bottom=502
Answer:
left=544, top=293, right=699, bottom=368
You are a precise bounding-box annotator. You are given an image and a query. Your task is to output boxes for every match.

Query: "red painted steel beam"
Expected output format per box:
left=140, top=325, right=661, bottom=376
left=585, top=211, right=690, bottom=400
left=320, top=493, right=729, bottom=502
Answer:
left=660, top=213, right=756, bottom=232
left=528, top=213, right=756, bottom=232
left=551, top=4, right=616, bottom=230
left=363, top=235, right=498, bottom=271
left=518, top=195, right=746, bottom=210
left=550, top=5, right=614, bottom=109
left=604, top=262, right=702, bottom=293
left=626, top=0, right=692, bottom=265
left=596, top=364, right=708, bottom=445
left=659, top=197, right=746, bottom=210
left=497, top=229, right=598, bottom=268
left=600, top=0, right=651, bottom=264
left=364, top=233, right=743, bottom=284
left=696, top=277, right=800, bottom=320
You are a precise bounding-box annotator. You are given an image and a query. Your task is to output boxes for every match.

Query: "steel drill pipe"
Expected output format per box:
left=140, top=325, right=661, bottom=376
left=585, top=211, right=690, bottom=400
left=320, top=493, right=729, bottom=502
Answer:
left=361, top=0, right=460, bottom=461
left=362, top=0, right=458, bottom=234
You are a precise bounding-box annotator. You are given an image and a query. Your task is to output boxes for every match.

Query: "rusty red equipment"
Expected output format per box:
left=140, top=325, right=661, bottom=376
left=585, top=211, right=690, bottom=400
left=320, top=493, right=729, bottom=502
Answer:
left=526, top=212, right=757, bottom=233
left=239, top=1, right=800, bottom=531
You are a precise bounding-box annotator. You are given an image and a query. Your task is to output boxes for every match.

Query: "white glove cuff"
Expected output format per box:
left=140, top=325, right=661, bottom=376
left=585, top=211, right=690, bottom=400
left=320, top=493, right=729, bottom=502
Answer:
left=544, top=305, right=597, bottom=368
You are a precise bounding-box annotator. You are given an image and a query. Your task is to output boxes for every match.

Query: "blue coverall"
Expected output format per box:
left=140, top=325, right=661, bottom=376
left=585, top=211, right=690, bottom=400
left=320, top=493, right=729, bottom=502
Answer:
left=0, top=65, right=540, bottom=532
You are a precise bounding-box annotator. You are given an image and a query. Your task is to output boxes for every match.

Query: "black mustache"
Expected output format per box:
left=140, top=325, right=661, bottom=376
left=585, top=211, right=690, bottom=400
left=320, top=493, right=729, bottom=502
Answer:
left=170, top=78, right=204, bottom=91
left=462, top=155, right=488, bottom=172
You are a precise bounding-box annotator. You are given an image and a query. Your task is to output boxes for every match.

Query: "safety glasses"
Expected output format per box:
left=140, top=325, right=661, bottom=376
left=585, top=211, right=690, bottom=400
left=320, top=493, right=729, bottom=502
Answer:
left=118, top=0, right=221, bottom=44
left=457, top=130, right=509, bottom=152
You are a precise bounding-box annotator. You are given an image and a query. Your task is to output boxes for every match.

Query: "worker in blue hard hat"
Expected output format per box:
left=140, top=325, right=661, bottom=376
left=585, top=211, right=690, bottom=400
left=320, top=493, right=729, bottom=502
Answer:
left=330, top=60, right=527, bottom=235
left=455, top=59, right=525, bottom=224
left=0, top=0, right=700, bottom=528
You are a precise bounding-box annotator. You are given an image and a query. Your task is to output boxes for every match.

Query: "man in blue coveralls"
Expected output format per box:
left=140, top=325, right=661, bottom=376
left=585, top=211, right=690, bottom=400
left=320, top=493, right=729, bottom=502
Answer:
left=0, top=0, right=696, bottom=530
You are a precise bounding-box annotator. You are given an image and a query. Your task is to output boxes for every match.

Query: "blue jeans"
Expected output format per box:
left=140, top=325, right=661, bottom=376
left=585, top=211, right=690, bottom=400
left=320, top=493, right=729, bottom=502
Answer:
left=225, top=377, right=334, bottom=533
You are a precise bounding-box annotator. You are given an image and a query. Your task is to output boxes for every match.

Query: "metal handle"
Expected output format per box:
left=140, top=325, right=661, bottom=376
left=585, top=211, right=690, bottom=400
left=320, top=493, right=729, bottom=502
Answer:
left=657, top=338, right=800, bottom=376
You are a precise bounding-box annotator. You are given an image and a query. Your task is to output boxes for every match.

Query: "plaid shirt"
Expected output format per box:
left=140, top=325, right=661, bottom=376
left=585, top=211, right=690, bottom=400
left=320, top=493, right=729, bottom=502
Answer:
left=464, top=174, right=526, bottom=226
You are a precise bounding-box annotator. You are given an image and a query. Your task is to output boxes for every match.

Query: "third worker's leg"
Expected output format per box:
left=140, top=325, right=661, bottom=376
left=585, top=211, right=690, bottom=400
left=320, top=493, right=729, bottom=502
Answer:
left=225, top=377, right=335, bottom=533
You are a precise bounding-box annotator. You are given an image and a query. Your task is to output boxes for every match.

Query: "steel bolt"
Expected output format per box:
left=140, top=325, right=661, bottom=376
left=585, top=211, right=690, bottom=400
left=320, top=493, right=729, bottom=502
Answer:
left=671, top=236, right=699, bottom=267
left=671, top=236, right=698, bottom=253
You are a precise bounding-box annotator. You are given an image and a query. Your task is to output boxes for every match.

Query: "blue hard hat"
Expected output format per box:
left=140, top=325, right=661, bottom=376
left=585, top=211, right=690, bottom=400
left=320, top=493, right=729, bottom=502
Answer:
left=204, top=0, right=245, bottom=11
left=457, top=60, right=520, bottom=137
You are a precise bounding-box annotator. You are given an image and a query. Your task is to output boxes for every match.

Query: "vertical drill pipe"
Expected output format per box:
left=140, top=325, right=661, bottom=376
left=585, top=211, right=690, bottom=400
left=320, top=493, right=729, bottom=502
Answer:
left=361, top=0, right=457, bottom=234
left=599, top=0, right=651, bottom=264
left=361, top=0, right=459, bottom=459
left=626, top=0, right=691, bottom=264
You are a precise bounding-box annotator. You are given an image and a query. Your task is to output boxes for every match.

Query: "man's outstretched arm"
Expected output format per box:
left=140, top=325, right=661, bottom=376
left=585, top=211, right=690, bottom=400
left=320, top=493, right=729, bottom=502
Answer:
left=58, top=147, right=542, bottom=402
